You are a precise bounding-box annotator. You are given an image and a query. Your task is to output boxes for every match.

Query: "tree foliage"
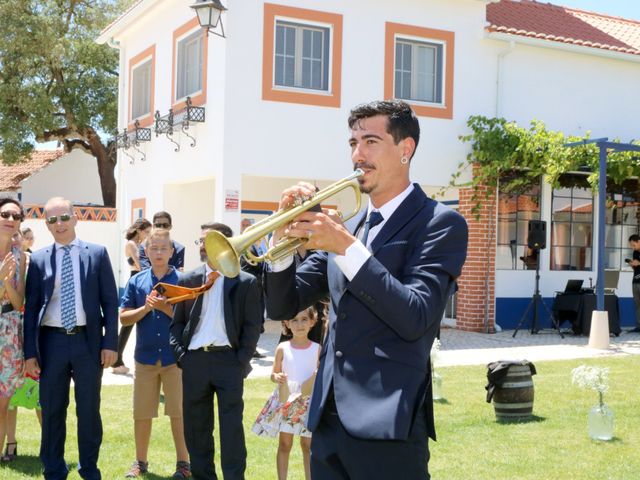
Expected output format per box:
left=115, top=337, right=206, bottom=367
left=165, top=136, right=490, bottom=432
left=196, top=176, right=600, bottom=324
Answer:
left=0, top=0, right=131, bottom=206
left=453, top=115, right=640, bottom=213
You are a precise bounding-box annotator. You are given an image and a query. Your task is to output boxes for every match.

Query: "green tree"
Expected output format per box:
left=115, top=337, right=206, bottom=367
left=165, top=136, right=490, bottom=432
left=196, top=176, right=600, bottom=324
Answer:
left=0, top=0, right=130, bottom=207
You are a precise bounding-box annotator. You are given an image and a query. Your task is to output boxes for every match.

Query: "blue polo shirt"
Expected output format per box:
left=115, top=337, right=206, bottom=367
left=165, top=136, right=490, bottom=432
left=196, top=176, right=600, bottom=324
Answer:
left=120, top=267, right=179, bottom=366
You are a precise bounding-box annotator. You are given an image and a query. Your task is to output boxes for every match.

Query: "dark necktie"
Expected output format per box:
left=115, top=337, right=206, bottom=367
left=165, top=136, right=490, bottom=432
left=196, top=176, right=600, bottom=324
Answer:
left=361, top=211, right=384, bottom=246
left=60, top=245, right=77, bottom=331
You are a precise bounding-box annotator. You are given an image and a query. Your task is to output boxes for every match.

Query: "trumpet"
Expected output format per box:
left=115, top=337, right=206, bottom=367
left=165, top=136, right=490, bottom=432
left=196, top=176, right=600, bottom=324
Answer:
left=204, top=169, right=364, bottom=278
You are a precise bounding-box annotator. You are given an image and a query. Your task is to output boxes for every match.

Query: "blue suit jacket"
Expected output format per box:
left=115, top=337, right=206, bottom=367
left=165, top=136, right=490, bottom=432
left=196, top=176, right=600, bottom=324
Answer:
left=265, top=185, right=468, bottom=441
left=24, top=240, right=119, bottom=363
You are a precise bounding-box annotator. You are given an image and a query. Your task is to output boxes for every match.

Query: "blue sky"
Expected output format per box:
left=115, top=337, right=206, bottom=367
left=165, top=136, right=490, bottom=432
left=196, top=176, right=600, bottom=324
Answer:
left=555, top=0, right=640, bottom=20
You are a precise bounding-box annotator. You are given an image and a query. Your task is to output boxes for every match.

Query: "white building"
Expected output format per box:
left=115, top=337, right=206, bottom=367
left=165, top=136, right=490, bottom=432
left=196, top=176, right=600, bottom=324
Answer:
left=98, top=0, right=640, bottom=331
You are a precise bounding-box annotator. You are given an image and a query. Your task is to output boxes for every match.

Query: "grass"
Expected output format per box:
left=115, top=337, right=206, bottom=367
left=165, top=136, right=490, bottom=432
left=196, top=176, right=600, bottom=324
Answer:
left=1, top=356, right=638, bottom=479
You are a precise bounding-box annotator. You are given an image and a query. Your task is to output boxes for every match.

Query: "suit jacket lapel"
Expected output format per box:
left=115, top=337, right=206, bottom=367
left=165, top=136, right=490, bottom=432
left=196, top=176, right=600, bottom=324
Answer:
left=45, top=245, right=56, bottom=303
left=189, top=265, right=207, bottom=321
left=223, top=275, right=239, bottom=345
left=370, top=185, right=428, bottom=254
left=332, top=209, right=367, bottom=302
left=77, top=240, right=90, bottom=309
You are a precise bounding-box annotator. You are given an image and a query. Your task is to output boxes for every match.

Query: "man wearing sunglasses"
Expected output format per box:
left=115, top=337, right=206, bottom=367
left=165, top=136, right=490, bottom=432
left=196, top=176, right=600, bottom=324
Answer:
left=138, top=211, right=185, bottom=272
left=24, top=197, right=119, bottom=480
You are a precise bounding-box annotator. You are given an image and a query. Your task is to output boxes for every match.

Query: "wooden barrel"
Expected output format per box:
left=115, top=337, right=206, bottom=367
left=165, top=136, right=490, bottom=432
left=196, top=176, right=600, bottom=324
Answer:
left=492, top=364, right=535, bottom=420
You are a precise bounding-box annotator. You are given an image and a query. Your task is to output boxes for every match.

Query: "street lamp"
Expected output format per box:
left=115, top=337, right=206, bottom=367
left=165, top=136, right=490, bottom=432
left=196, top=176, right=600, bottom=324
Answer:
left=190, top=0, right=227, bottom=38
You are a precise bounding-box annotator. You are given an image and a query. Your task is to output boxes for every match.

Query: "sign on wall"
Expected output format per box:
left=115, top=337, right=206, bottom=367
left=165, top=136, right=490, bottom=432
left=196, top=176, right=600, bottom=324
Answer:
left=225, top=189, right=239, bottom=211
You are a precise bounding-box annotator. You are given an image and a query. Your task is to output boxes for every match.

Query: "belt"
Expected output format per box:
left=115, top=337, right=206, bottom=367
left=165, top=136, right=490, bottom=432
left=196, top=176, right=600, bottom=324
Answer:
left=198, top=345, right=232, bottom=353
left=1, top=303, right=14, bottom=314
left=42, top=326, right=87, bottom=335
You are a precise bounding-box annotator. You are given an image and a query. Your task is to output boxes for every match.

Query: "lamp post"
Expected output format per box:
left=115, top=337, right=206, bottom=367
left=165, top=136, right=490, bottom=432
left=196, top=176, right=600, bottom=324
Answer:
left=190, top=0, right=227, bottom=38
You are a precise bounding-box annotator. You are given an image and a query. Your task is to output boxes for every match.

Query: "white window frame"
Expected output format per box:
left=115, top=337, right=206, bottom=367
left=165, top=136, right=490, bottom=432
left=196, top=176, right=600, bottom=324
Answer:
left=273, top=17, right=333, bottom=94
left=394, top=34, right=446, bottom=107
left=131, top=57, right=152, bottom=121
left=175, top=28, right=204, bottom=103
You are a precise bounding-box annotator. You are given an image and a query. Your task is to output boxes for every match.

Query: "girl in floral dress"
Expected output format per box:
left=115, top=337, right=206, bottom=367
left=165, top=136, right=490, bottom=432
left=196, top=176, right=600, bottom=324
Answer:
left=0, top=198, right=27, bottom=463
left=253, top=306, right=320, bottom=480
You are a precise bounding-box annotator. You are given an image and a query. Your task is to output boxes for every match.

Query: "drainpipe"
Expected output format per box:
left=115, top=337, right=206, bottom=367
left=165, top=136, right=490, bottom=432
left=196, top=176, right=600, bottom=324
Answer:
left=485, top=40, right=515, bottom=333
left=107, top=37, right=127, bottom=288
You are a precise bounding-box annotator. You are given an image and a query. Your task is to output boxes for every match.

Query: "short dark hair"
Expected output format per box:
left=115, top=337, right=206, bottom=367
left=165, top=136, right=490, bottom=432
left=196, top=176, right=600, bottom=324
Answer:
left=629, top=234, right=640, bottom=243
left=348, top=100, right=420, bottom=158
left=153, top=211, right=172, bottom=225
left=126, top=218, right=152, bottom=241
left=201, top=222, right=233, bottom=238
left=21, top=226, right=32, bottom=235
left=0, top=197, right=24, bottom=216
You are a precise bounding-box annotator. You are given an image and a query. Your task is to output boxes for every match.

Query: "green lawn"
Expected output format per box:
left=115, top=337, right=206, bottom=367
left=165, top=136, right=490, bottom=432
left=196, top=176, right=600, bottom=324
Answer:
left=1, top=356, right=638, bottom=479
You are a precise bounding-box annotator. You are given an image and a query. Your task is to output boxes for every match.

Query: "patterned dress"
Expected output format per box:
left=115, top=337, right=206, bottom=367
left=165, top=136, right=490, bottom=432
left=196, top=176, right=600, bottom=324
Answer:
left=0, top=246, right=24, bottom=398
left=252, top=341, right=319, bottom=438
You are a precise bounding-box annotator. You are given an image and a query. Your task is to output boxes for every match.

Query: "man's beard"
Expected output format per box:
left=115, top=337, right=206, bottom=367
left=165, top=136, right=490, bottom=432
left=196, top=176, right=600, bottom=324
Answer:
left=200, top=248, right=208, bottom=263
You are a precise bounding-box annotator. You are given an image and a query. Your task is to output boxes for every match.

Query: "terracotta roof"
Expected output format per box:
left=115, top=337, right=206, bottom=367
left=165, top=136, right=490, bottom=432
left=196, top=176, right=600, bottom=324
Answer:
left=487, top=0, right=640, bottom=57
left=0, top=150, right=64, bottom=191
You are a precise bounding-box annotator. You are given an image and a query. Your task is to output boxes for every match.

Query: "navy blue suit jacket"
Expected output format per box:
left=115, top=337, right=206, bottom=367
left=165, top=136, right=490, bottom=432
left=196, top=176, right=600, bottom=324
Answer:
left=265, top=185, right=468, bottom=441
left=24, top=240, right=119, bottom=363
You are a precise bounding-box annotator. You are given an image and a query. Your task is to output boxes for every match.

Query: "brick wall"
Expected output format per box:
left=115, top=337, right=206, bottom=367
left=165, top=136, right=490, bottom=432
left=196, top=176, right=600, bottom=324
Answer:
left=456, top=172, right=496, bottom=332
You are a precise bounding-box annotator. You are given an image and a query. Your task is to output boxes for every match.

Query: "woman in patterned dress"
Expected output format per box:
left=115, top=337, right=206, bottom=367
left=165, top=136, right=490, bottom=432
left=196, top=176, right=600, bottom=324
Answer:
left=0, top=198, right=27, bottom=461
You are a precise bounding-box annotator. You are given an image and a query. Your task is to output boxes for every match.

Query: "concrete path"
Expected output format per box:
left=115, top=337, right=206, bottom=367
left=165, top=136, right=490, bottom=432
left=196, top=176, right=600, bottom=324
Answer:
left=103, top=320, right=640, bottom=385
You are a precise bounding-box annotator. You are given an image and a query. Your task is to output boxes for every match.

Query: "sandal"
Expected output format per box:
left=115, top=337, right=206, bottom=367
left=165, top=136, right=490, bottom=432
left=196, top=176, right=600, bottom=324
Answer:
left=1, top=442, right=17, bottom=462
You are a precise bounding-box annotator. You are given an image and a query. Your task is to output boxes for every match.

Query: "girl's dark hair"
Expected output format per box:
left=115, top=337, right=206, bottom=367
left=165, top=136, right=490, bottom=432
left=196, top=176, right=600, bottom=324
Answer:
left=0, top=197, right=24, bottom=216
left=281, top=305, right=319, bottom=337
left=21, top=227, right=32, bottom=235
left=126, top=218, right=152, bottom=240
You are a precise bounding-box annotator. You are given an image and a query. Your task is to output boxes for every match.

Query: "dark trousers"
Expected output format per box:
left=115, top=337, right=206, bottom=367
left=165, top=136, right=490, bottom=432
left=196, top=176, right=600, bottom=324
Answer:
left=633, top=283, right=640, bottom=328
left=310, top=397, right=430, bottom=480
left=181, top=349, right=246, bottom=480
left=39, top=329, right=103, bottom=480
left=112, top=324, right=133, bottom=368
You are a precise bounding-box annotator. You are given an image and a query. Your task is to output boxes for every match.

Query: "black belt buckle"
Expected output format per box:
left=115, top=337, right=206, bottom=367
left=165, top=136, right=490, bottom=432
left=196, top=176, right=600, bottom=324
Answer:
left=65, top=327, right=78, bottom=335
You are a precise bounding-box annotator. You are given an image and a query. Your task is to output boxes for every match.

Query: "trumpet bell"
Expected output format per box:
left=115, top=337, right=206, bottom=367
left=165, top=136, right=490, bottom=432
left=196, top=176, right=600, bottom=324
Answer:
left=204, top=230, right=241, bottom=278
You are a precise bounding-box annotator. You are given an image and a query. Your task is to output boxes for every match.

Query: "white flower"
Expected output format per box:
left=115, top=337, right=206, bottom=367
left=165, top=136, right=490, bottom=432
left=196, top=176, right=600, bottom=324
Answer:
left=571, top=365, right=609, bottom=395
left=430, top=338, right=441, bottom=365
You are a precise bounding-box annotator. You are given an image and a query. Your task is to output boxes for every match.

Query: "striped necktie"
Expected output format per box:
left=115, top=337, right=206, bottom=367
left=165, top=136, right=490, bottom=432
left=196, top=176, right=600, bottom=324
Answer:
left=60, top=245, right=77, bottom=331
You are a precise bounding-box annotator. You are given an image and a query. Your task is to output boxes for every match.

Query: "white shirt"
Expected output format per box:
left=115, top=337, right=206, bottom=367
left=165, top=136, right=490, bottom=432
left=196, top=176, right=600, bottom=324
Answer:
left=188, top=265, right=231, bottom=349
left=335, top=183, right=415, bottom=280
left=270, top=184, right=415, bottom=279
left=41, top=239, right=87, bottom=327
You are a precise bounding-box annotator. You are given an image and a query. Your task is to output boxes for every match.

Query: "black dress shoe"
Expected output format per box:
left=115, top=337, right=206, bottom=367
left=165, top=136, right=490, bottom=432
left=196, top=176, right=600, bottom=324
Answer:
left=629, top=327, right=640, bottom=333
left=252, top=350, right=266, bottom=358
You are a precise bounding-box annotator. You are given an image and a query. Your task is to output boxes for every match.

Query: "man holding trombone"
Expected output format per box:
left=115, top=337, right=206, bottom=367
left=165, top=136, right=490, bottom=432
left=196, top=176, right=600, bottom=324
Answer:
left=264, top=100, right=468, bottom=479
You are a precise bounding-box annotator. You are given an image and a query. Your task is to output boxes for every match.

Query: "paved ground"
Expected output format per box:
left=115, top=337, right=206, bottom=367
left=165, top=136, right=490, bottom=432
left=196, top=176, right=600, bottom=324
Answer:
left=103, top=320, right=640, bottom=385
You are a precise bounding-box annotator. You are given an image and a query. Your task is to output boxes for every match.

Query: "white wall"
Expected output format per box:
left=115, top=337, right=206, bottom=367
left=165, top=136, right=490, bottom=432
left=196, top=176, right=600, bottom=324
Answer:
left=21, top=150, right=103, bottom=206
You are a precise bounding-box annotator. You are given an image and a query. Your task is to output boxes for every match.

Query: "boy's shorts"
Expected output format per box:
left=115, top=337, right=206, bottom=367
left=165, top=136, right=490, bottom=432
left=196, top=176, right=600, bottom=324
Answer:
left=133, top=361, right=183, bottom=420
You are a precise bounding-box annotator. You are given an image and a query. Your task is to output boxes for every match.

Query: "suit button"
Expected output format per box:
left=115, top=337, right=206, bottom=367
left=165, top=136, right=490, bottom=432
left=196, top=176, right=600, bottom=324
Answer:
left=335, top=351, right=343, bottom=358
left=339, top=313, right=346, bottom=320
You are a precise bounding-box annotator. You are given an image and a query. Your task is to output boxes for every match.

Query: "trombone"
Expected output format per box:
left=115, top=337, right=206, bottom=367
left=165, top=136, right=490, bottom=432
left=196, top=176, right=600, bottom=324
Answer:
left=204, top=169, right=364, bottom=278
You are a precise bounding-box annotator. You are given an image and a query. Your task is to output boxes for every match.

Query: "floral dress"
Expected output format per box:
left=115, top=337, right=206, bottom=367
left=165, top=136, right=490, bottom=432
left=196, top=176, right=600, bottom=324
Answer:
left=252, top=341, right=319, bottom=438
left=0, top=246, right=24, bottom=398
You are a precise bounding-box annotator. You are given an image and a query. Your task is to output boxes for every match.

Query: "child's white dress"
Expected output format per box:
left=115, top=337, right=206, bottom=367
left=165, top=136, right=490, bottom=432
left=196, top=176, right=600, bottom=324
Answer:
left=252, top=341, right=320, bottom=438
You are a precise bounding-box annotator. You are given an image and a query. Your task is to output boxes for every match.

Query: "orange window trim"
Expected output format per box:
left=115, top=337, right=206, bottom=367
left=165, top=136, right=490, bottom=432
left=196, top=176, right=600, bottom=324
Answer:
left=171, top=17, right=208, bottom=110
left=384, top=22, right=454, bottom=119
left=262, top=3, right=342, bottom=108
left=130, top=198, right=146, bottom=222
left=128, top=45, right=156, bottom=128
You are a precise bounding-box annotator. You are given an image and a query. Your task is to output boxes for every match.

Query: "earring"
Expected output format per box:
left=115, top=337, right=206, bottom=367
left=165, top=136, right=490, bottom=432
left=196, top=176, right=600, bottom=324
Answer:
left=400, top=157, right=408, bottom=165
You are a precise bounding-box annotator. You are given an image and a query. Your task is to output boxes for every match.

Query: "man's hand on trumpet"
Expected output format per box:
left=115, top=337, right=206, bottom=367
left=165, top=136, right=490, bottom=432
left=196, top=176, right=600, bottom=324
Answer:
left=275, top=181, right=357, bottom=256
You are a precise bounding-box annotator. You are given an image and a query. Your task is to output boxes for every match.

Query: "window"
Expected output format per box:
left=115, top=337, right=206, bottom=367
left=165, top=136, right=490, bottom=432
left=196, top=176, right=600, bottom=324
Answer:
left=131, top=60, right=152, bottom=120
left=496, top=178, right=542, bottom=270
left=550, top=174, right=593, bottom=271
left=172, top=18, right=208, bottom=109
left=394, top=39, right=443, bottom=104
left=605, top=180, right=640, bottom=270
left=384, top=22, right=454, bottom=119
left=128, top=45, right=155, bottom=127
left=176, top=30, right=203, bottom=101
left=274, top=21, right=329, bottom=91
left=262, top=3, right=342, bottom=107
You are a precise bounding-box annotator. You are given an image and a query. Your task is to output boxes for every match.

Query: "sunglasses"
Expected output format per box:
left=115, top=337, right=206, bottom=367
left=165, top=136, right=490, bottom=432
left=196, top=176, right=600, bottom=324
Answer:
left=0, top=211, right=25, bottom=221
left=46, top=214, right=72, bottom=225
left=154, top=222, right=171, bottom=229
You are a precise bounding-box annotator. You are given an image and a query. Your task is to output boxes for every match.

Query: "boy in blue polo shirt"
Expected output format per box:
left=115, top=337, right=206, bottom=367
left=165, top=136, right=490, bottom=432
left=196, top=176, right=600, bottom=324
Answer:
left=120, top=228, right=190, bottom=479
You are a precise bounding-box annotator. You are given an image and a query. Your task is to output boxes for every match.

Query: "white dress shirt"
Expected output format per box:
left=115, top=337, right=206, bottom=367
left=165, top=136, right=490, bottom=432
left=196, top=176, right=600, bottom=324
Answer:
left=41, top=239, right=87, bottom=327
left=188, top=265, right=231, bottom=349
left=335, top=183, right=415, bottom=280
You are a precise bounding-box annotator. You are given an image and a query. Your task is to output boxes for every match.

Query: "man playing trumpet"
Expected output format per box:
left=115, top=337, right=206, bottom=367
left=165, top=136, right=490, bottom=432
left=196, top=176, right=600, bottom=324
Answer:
left=265, top=100, right=468, bottom=479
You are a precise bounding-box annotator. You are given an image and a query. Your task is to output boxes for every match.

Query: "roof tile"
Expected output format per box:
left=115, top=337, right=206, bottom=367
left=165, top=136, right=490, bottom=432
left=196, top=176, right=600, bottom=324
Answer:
left=0, top=150, right=64, bottom=191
